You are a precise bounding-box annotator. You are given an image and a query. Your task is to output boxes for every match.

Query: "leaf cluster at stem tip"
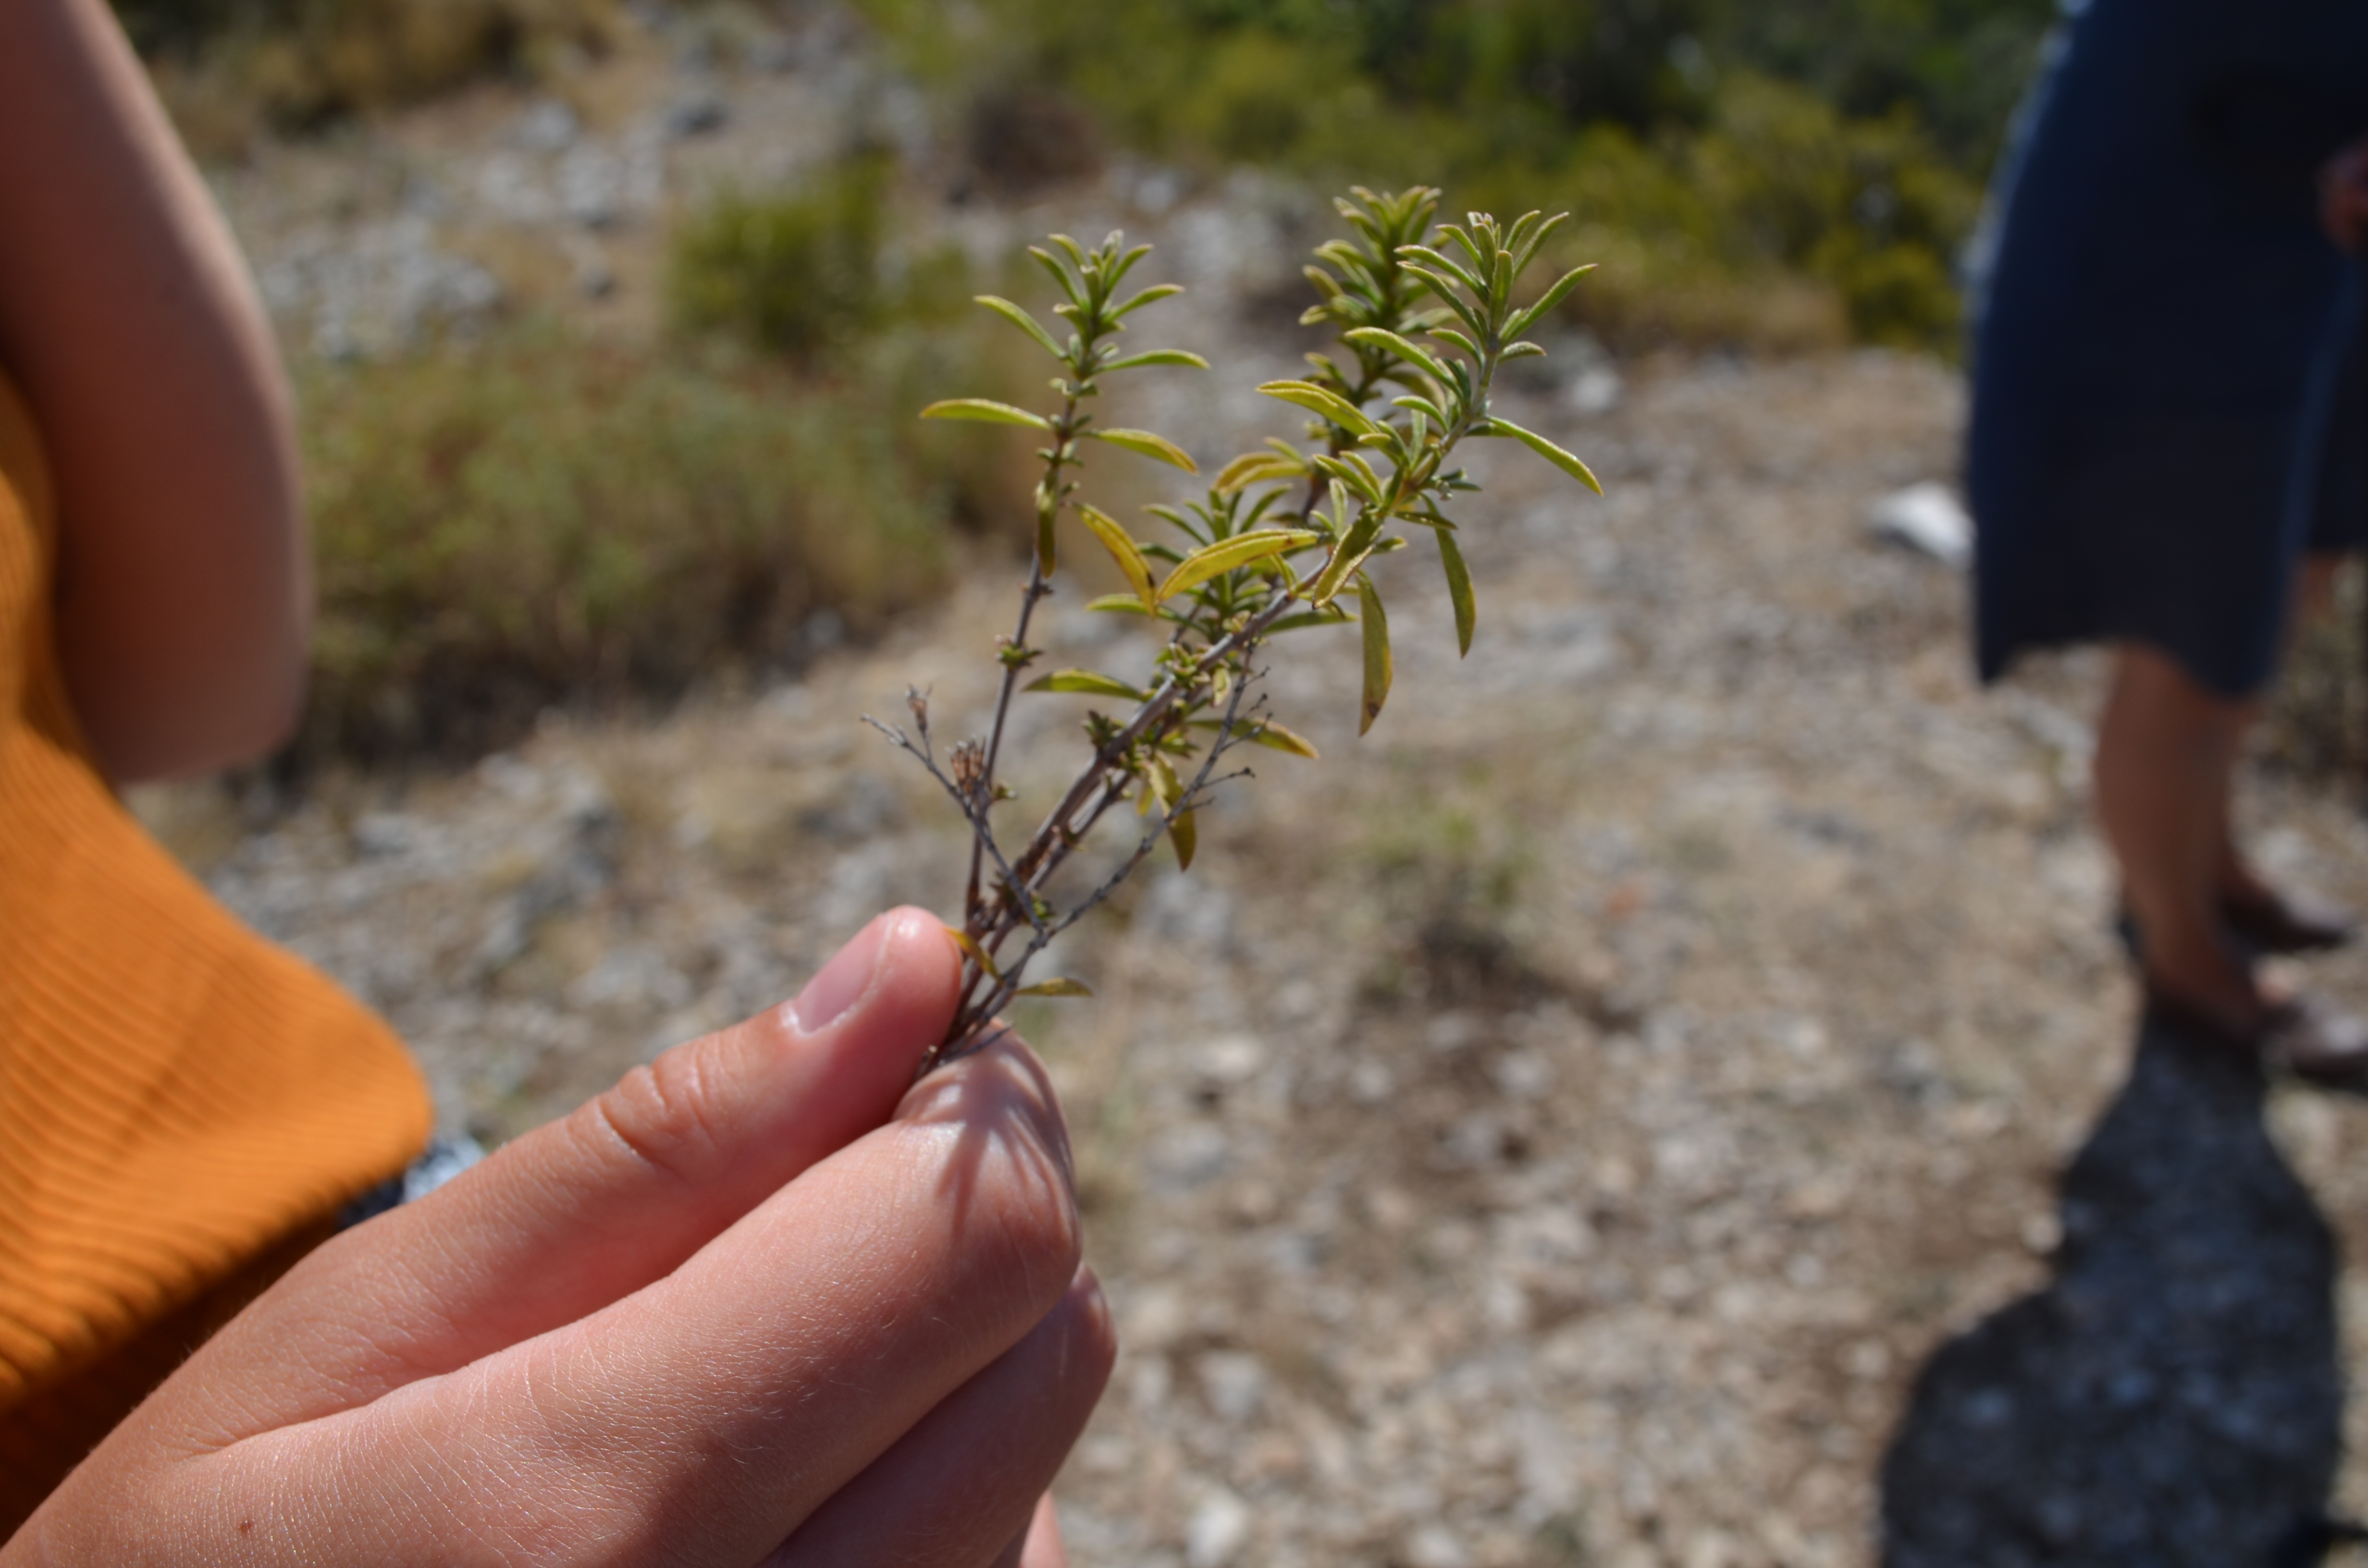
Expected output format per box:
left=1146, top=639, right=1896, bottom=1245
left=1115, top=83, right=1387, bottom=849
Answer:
left=888, top=189, right=1604, bottom=1070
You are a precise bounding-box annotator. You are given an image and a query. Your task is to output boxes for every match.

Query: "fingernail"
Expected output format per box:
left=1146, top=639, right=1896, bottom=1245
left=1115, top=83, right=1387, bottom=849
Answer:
left=791, top=914, right=891, bottom=1034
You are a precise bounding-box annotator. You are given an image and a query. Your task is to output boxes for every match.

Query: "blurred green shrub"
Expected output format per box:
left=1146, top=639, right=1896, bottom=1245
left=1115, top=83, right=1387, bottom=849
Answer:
left=662, top=163, right=1033, bottom=539
left=114, top=0, right=613, bottom=150
left=963, top=87, right=1105, bottom=196
left=1711, top=0, right=2059, bottom=174
left=1690, top=75, right=1979, bottom=347
left=859, top=0, right=2028, bottom=353
left=668, top=160, right=895, bottom=364
left=297, top=324, right=947, bottom=759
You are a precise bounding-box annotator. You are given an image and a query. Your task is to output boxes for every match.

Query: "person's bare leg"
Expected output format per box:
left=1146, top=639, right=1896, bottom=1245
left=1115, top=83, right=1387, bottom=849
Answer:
left=2095, top=642, right=2262, bottom=1030
left=2213, top=551, right=2345, bottom=911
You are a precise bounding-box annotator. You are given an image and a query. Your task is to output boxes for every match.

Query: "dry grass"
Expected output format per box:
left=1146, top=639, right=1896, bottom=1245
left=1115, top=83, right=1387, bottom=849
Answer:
left=297, top=323, right=951, bottom=761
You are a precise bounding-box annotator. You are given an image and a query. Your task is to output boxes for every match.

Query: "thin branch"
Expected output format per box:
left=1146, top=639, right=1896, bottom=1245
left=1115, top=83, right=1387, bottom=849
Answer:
left=942, top=657, right=1266, bottom=1062
left=968, top=396, right=1075, bottom=934
left=863, top=710, right=1047, bottom=951
left=863, top=717, right=977, bottom=833
left=1006, top=589, right=1301, bottom=890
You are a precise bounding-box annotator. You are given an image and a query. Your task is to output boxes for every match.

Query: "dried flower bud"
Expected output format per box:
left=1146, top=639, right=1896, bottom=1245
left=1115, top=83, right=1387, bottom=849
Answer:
left=952, top=739, right=987, bottom=799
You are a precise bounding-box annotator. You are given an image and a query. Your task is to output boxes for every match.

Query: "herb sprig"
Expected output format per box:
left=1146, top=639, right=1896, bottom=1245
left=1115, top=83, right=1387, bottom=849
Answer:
left=869, top=187, right=1601, bottom=1072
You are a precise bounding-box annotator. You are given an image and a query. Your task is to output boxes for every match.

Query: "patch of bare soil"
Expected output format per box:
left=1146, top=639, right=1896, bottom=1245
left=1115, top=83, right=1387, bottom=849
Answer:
left=135, top=14, right=2368, bottom=1563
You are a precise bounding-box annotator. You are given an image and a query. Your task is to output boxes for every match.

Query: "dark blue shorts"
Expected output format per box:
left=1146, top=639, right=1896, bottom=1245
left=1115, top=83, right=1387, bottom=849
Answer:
left=1968, top=0, right=2368, bottom=698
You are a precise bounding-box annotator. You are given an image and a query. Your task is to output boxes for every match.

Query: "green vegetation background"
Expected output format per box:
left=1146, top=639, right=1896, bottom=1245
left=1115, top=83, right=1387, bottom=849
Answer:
left=870, top=0, right=2054, bottom=350
left=110, top=0, right=2062, bottom=763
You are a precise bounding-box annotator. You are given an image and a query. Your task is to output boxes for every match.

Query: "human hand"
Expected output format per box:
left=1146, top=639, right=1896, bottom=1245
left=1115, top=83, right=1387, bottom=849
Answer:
left=6, top=908, right=1113, bottom=1566
left=2321, top=135, right=2368, bottom=254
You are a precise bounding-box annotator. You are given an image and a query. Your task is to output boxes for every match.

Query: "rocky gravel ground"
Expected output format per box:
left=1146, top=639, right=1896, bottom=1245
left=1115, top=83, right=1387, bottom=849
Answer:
left=134, top=10, right=2368, bottom=1564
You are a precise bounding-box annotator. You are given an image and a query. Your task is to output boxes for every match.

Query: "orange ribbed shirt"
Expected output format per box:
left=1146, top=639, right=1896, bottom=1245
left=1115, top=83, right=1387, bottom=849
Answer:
left=0, top=369, right=430, bottom=1518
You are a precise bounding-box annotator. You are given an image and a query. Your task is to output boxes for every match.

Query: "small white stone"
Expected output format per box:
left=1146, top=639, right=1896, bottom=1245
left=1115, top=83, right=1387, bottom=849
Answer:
left=1567, top=364, right=1625, bottom=416
left=1196, top=1033, right=1266, bottom=1085
left=1405, top=1522, right=1471, bottom=1568
left=1426, top=1010, right=1482, bottom=1054
left=1196, top=1350, right=1267, bottom=1424
left=1866, top=481, right=1973, bottom=568
left=1184, top=1490, right=1251, bottom=1568
left=1492, top=1049, right=1553, bottom=1098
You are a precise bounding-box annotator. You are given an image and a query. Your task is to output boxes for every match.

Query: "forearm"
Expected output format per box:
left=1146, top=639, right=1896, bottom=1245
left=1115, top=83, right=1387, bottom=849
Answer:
left=0, top=0, right=307, bottom=782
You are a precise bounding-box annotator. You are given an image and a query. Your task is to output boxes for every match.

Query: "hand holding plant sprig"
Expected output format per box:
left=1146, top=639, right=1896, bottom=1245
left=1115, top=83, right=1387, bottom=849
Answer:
left=872, top=187, right=1602, bottom=1073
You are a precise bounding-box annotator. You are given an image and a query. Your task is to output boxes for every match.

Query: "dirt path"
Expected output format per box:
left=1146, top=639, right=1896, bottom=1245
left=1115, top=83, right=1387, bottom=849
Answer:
left=138, top=15, right=2368, bottom=1563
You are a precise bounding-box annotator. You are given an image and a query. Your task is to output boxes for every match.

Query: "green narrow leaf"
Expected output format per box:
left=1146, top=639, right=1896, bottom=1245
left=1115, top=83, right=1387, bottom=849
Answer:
left=1077, top=503, right=1157, bottom=606
left=1025, top=669, right=1148, bottom=699
left=1341, top=327, right=1449, bottom=384
left=1396, top=266, right=1487, bottom=337
left=1109, top=242, right=1153, bottom=288
left=1213, top=450, right=1306, bottom=493
left=944, top=926, right=1002, bottom=983
left=1028, top=246, right=1084, bottom=306
left=1250, top=719, right=1321, bottom=759
left=1507, top=211, right=1568, bottom=276
left=1088, top=428, right=1199, bottom=473
left=1015, top=977, right=1095, bottom=998
left=1111, top=282, right=1183, bottom=318
left=1442, top=224, right=1487, bottom=278
left=1255, top=380, right=1380, bottom=438
left=1146, top=754, right=1196, bottom=870
left=1396, top=243, right=1484, bottom=296
left=1036, top=489, right=1058, bottom=576
left=1154, top=529, right=1323, bottom=604
left=922, top=398, right=1054, bottom=429
left=1194, top=717, right=1322, bottom=759
left=1101, top=349, right=1211, bottom=372
left=1482, top=417, right=1604, bottom=494
left=1147, top=752, right=1184, bottom=810
left=1307, top=506, right=1385, bottom=605
left=1268, top=608, right=1354, bottom=634
left=1357, top=572, right=1394, bottom=736
left=1506, top=263, right=1597, bottom=339
left=1430, top=326, right=1482, bottom=364
left=1504, top=210, right=1547, bottom=269
left=1437, top=526, right=1475, bottom=657
left=973, top=295, right=1066, bottom=360
left=1085, top=592, right=1157, bottom=615
left=1310, top=453, right=1384, bottom=506
left=1141, top=503, right=1207, bottom=544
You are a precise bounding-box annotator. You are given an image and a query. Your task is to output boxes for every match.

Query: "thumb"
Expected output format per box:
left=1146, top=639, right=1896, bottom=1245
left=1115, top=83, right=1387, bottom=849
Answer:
left=160, top=906, right=963, bottom=1445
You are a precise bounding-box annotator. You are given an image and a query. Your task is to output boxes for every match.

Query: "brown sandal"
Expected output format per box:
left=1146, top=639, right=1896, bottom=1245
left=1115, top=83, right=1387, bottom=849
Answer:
left=2145, top=984, right=2368, bottom=1087
left=2218, top=885, right=2357, bottom=955
left=2116, top=885, right=2357, bottom=961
